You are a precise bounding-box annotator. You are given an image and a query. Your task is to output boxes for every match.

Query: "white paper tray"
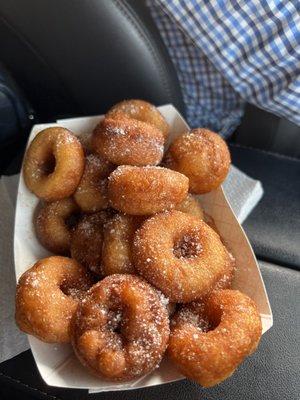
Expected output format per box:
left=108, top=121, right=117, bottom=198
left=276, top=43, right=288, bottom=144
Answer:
left=14, top=105, right=273, bottom=391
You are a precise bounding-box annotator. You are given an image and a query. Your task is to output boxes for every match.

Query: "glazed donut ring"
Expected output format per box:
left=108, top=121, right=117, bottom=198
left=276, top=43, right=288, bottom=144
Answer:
left=92, top=117, right=164, bottom=166
left=15, top=256, right=93, bottom=343
left=102, top=214, right=143, bottom=275
left=164, top=128, right=231, bottom=194
left=71, top=274, right=170, bottom=381
left=70, top=212, right=108, bottom=275
left=168, top=290, right=262, bottom=387
left=35, top=198, right=80, bottom=255
left=133, top=211, right=233, bottom=302
left=23, top=127, right=84, bottom=201
left=106, top=99, right=170, bottom=139
left=108, top=166, right=189, bottom=215
left=74, top=154, right=114, bottom=213
left=176, top=194, right=204, bottom=220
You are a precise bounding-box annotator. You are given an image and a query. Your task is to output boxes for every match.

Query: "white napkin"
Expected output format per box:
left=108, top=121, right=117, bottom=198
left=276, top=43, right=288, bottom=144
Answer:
left=223, top=165, right=263, bottom=223
left=0, top=175, right=29, bottom=362
left=0, top=168, right=263, bottom=364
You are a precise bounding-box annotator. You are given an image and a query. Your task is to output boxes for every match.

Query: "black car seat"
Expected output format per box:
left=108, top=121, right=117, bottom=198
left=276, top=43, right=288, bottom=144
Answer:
left=0, top=0, right=184, bottom=120
left=0, top=63, right=33, bottom=172
left=0, top=0, right=184, bottom=173
left=0, top=1, right=299, bottom=399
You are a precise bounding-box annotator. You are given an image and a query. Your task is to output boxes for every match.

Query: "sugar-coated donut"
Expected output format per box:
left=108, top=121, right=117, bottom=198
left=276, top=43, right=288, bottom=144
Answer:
left=176, top=194, right=204, bottom=220
left=166, top=302, right=177, bottom=317
left=204, top=213, right=236, bottom=291
left=92, top=117, right=164, bottom=166
left=23, top=127, right=84, bottom=201
left=176, top=197, right=231, bottom=287
left=70, top=212, right=108, bottom=275
left=168, top=290, right=262, bottom=387
left=133, top=211, right=233, bottom=302
left=108, top=166, right=189, bottom=215
left=15, top=256, right=93, bottom=343
left=176, top=198, right=231, bottom=282
left=155, top=290, right=177, bottom=317
left=35, top=198, right=80, bottom=255
left=71, top=274, right=170, bottom=381
left=213, top=258, right=235, bottom=291
left=74, top=154, right=114, bottom=213
left=78, top=132, right=93, bottom=154
left=102, top=214, right=143, bottom=275
left=106, top=99, right=170, bottom=139
left=164, top=129, right=231, bottom=194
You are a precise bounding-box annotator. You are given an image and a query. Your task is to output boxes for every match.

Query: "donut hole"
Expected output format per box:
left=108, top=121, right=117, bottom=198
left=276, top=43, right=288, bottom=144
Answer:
left=65, top=213, right=81, bottom=231
left=60, top=280, right=87, bottom=301
left=40, top=153, right=56, bottom=175
left=188, top=310, right=221, bottom=333
left=107, top=309, right=123, bottom=335
left=194, top=315, right=211, bottom=333
left=173, top=232, right=202, bottom=259
left=200, top=306, right=222, bottom=333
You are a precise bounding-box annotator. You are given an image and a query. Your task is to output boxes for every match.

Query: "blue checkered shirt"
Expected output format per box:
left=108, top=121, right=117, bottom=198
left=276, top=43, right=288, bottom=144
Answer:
left=147, top=0, right=300, bottom=137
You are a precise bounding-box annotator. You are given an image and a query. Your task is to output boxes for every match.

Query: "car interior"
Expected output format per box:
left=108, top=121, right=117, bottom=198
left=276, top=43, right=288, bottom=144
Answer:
left=0, top=1, right=299, bottom=399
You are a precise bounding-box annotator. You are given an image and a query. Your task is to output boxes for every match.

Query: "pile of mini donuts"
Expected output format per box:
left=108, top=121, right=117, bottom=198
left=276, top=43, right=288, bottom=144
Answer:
left=16, top=99, right=262, bottom=387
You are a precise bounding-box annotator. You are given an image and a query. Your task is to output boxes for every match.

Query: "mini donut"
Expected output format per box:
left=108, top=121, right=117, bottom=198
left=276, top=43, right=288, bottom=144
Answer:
left=133, top=211, right=233, bottom=302
left=176, top=193, right=204, bottom=220
left=202, top=213, right=236, bottom=291
left=35, top=198, right=80, bottom=255
left=213, top=260, right=235, bottom=290
left=106, top=99, right=170, bottom=139
left=164, top=128, right=231, bottom=194
left=156, top=290, right=177, bottom=317
left=168, top=290, right=262, bottom=387
left=78, top=132, right=93, bottom=154
left=70, top=212, right=108, bottom=275
left=15, top=256, right=93, bottom=343
left=71, top=274, right=170, bottom=381
left=74, top=154, right=114, bottom=213
left=92, top=117, right=164, bottom=166
left=102, top=214, right=143, bottom=275
left=108, top=166, right=189, bottom=215
left=23, top=127, right=85, bottom=201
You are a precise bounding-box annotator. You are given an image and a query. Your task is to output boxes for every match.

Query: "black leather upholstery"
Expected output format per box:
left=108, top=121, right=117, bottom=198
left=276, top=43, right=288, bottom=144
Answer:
left=0, top=0, right=184, bottom=122
left=0, top=63, right=32, bottom=173
left=234, top=104, right=300, bottom=159
left=230, top=144, right=300, bottom=269
left=1, top=261, right=299, bottom=400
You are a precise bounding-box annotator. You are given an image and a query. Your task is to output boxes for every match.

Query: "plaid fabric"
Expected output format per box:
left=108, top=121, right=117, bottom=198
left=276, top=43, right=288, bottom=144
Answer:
left=147, top=0, right=300, bottom=137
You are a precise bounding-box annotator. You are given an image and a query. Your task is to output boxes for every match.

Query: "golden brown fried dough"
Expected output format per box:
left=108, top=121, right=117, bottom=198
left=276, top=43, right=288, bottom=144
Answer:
left=108, top=166, right=188, bottom=215
left=168, top=290, right=262, bottom=387
left=15, top=256, right=93, bottom=343
left=23, top=127, right=84, bottom=201
left=164, top=129, right=230, bottom=194
left=71, top=274, right=170, bottom=381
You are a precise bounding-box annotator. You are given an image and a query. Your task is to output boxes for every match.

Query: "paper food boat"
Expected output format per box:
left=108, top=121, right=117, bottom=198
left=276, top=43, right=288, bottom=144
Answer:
left=14, top=105, right=273, bottom=392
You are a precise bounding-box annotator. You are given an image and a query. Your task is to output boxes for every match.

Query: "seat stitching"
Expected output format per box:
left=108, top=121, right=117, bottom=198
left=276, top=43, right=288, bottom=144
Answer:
left=0, top=371, right=63, bottom=399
